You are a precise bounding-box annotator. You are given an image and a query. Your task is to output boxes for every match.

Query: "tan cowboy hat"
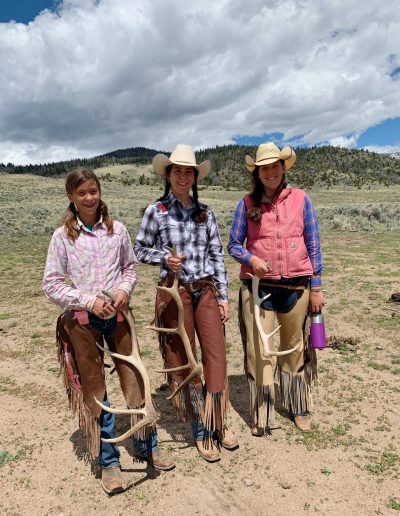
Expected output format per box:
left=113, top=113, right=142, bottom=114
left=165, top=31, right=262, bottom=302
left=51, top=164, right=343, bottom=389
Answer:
left=152, top=144, right=210, bottom=180
left=245, top=142, right=296, bottom=173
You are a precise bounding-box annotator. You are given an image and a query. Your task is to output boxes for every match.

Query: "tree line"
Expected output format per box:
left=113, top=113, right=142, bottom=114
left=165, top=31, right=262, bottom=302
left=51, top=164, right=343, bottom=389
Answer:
left=1, top=144, right=399, bottom=189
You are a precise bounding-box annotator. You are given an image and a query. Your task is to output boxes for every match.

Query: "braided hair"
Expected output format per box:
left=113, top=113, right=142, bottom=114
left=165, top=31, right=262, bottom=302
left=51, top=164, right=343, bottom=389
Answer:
left=155, top=164, right=207, bottom=223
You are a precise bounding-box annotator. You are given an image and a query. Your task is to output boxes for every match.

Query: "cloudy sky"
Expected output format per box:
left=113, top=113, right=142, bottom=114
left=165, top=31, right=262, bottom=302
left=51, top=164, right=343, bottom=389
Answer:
left=1, top=0, right=399, bottom=165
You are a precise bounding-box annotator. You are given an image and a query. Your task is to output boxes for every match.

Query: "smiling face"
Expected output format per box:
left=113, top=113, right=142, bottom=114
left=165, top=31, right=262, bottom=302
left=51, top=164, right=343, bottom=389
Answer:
left=68, top=179, right=100, bottom=225
left=167, top=164, right=195, bottom=200
left=258, top=160, right=285, bottom=196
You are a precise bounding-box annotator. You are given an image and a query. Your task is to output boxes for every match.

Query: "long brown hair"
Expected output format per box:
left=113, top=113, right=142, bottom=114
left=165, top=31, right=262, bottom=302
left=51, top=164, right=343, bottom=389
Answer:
left=247, top=162, right=287, bottom=222
left=63, top=168, right=113, bottom=240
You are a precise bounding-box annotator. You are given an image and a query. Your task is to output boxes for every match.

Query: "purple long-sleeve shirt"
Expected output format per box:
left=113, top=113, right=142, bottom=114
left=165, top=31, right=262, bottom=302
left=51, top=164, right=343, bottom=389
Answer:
left=228, top=192, right=323, bottom=288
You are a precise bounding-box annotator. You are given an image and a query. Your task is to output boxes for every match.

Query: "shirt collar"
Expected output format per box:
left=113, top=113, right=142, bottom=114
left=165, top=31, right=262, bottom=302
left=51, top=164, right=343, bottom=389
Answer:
left=76, top=214, right=104, bottom=230
left=166, top=192, right=194, bottom=209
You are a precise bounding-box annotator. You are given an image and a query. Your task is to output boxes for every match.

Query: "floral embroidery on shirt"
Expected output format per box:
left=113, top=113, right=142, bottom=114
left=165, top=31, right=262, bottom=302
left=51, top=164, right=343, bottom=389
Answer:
left=156, top=202, right=168, bottom=214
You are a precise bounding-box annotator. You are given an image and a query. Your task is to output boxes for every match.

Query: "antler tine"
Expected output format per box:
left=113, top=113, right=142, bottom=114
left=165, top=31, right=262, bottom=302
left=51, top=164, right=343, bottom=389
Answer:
left=247, top=274, right=300, bottom=358
left=93, top=290, right=160, bottom=444
left=146, top=246, right=202, bottom=400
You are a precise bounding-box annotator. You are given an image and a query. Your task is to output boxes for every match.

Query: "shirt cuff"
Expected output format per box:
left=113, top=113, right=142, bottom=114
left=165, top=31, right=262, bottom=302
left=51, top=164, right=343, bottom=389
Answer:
left=80, top=293, right=97, bottom=311
left=243, top=252, right=253, bottom=266
left=116, top=282, right=134, bottom=297
left=160, top=251, right=170, bottom=267
left=310, top=275, right=322, bottom=289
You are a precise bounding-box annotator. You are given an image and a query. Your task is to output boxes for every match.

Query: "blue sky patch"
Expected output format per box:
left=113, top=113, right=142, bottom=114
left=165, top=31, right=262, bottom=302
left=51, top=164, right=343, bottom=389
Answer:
left=358, top=118, right=400, bottom=147
left=0, top=0, right=59, bottom=24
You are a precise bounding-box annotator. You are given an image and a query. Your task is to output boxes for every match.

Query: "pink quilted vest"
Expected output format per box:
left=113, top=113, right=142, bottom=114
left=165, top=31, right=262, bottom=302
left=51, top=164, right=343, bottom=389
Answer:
left=240, top=188, right=313, bottom=280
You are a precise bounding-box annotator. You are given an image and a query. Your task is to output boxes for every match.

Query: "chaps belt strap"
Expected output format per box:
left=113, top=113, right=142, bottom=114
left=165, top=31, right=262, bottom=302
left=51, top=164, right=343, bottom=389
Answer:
left=258, top=281, right=307, bottom=291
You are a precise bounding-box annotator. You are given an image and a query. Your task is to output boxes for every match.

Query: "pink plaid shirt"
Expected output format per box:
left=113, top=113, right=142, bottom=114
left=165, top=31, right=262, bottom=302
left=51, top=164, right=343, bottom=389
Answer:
left=43, top=218, right=138, bottom=311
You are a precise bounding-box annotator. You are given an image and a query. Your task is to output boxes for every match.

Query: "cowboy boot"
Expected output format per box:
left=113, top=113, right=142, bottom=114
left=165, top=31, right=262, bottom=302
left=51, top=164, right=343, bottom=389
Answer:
left=214, top=426, right=239, bottom=450
left=294, top=414, right=311, bottom=432
left=141, top=448, right=176, bottom=471
left=101, top=466, right=123, bottom=495
left=196, top=437, right=221, bottom=462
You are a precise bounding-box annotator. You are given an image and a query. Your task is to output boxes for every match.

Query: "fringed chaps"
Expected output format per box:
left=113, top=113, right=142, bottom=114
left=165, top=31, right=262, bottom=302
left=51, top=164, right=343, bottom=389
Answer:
left=56, top=311, right=148, bottom=459
left=56, top=313, right=101, bottom=458
left=156, top=280, right=229, bottom=433
left=239, top=284, right=316, bottom=428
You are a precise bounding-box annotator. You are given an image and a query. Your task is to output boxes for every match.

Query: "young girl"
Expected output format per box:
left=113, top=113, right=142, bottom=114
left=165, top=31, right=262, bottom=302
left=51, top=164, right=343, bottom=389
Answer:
left=43, top=168, right=174, bottom=495
left=134, top=144, right=238, bottom=462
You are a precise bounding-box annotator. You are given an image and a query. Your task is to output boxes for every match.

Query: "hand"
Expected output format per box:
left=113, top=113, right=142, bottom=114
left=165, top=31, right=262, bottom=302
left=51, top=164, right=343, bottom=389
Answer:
left=249, top=255, right=271, bottom=278
left=92, top=297, right=116, bottom=319
left=112, top=289, right=129, bottom=311
left=167, top=253, right=185, bottom=273
left=218, top=302, right=230, bottom=324
left=309, top=291, right=325, bottom=313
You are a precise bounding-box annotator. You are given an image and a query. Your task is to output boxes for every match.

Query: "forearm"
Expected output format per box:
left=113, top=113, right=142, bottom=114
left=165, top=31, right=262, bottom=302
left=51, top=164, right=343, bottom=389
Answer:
left=227, top=200, right=252, bottom=265
left=134, top=241, right=168, bottom=266
left=43, top=279, right=96, bottom=311
left=304, top=195, right=323, bottom=288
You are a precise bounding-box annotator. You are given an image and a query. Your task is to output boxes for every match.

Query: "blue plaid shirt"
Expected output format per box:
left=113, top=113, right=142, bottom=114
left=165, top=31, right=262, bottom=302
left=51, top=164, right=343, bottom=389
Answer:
left=228, top=191, right=323, bottom=288
left=134, top=193, right=228, bottom=301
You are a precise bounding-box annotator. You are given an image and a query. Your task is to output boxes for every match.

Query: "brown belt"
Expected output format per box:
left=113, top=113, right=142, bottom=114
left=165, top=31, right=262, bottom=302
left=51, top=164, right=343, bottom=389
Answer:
left=258, top=281, right=307, bottom=291
left=162, top=275, right=221, bottom=296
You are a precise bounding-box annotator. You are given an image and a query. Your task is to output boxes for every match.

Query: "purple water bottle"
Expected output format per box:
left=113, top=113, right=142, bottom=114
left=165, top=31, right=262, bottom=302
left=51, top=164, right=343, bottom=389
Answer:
left=310, top=312, right=326, bottom=349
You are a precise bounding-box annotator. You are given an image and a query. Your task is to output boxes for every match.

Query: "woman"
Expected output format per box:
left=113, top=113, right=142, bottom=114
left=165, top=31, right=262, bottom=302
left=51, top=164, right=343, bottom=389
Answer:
left=134, top=144, right=238, bottom=462
left=43, top=168, right=174, bottom=496
left=228, top=142, right=325, bottom=435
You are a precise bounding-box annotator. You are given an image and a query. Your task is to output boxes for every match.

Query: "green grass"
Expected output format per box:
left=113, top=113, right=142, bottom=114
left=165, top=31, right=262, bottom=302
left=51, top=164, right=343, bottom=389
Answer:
left=293, top=423, right=356, bottom=451
left=365, top=447, right=399, bottom=476
left=387, top=498, right=400, bottom=511
left=0, top=451, right=17, bottom=466
left=367, top=361, right=391, bottom=371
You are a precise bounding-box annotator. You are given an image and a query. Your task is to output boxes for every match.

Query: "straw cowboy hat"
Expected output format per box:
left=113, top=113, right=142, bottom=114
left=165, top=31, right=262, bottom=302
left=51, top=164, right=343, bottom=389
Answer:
left=245, top=142, right=296, bottom=173
left=152, top=144, right=210, bottom=180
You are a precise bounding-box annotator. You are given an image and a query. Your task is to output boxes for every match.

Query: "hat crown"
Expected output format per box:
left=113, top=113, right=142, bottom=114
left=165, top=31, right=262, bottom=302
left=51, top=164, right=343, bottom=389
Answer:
left=170, top=144, right=197, bottom=166
left=152, top=144, right=210, bottom=179
left=255, top=142, right=280, bottom=163
left=245, top=141, right=296, bottom=173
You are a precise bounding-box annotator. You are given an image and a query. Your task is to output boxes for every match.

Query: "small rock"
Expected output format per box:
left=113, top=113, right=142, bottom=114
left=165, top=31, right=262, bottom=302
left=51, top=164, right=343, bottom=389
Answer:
left=279, top=482, right=291, bottom=489
left=390, top=292, right=400, bottom=303
left=242, top=478, right=254, bottom=487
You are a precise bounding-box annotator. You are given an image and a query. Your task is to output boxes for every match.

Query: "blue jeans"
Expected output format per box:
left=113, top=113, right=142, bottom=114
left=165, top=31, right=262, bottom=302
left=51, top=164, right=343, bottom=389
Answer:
left=99, top=399, right=158, bottom=467
left=87, top=314, right=159, bottom=468
left=190, top=385, right=213, bottom=441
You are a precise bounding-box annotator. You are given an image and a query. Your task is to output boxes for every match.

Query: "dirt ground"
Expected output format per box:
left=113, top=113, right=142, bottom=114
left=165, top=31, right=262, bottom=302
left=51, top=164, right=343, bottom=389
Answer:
left=0, top=178, right=399, bottom=515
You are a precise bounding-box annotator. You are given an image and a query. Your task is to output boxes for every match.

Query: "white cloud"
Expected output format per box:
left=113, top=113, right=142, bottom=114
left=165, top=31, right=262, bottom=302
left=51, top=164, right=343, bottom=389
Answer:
left=363, top=144, right=400, bottom=155
left=329, top=135, right=359, bottom=148
left=0, top=0, right=400, bottom=164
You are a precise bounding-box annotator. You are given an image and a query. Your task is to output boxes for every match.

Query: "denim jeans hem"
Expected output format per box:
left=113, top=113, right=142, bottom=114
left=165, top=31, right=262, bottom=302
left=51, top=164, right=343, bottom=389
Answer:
left=99, top=460, right=120, bottom=469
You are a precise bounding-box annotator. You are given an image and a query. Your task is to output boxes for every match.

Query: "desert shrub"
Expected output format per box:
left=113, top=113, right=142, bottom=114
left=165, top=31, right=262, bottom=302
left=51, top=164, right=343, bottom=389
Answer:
left=318, top=203, right=400, bottom=231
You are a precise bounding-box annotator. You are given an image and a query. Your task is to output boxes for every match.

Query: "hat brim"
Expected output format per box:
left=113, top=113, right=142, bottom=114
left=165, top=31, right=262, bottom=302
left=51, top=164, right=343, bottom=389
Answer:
left=152, top=153, right=210, bottom=180
left=245, top=147, right=296, bottom=173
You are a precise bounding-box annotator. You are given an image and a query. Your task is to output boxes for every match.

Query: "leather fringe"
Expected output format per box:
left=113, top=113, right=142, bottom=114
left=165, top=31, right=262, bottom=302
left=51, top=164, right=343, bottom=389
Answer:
left=56, top=315, right=101, bottom=459
left=168, top=380, right=228, bottom=433
left=248, top=375, right=275, bottom=428
left=129, top=412, right=154, bottom=441
left=203, top=382, right=228, bottom=433
left=169, top=381, right=197, bottom=422
left=278, top=367, right=313, bottom=415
